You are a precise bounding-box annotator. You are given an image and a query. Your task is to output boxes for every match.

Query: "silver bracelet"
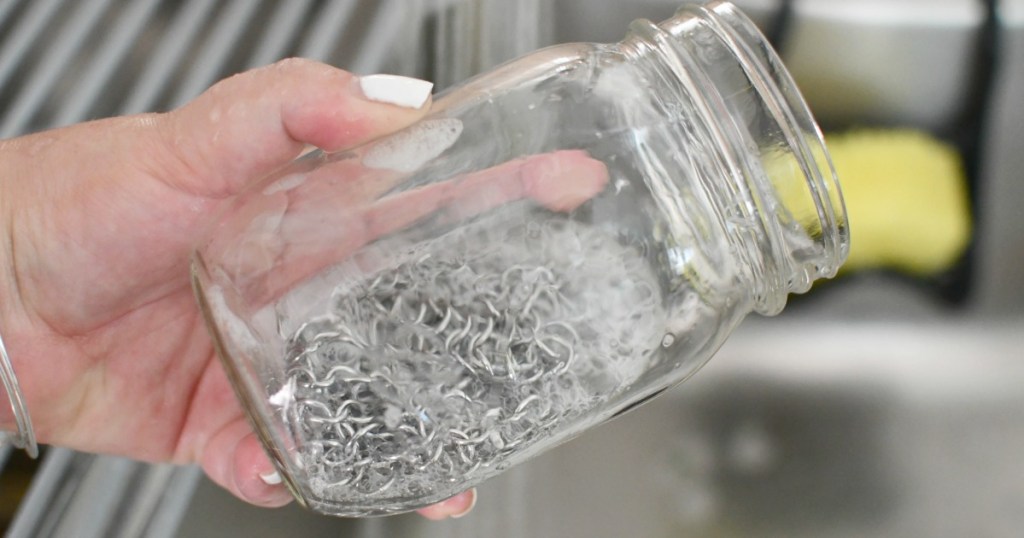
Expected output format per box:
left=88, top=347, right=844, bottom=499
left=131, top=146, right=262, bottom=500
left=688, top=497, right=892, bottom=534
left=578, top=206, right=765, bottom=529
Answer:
left=0, top=329, right=37, bottom=458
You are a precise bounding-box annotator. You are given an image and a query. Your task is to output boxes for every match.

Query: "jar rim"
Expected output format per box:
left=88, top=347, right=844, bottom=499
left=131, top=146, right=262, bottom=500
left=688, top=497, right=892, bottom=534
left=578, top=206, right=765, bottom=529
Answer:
left=627, top=1, right=849, bottom=314
left=691, top=1, right=850, bottom=271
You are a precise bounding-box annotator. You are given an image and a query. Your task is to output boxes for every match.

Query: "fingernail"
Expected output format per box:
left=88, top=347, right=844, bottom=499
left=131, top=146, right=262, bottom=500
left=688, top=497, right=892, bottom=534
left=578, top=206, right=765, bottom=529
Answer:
left=255, top=485, right=294, bottom=508
left=259, top=470, right=282, bottom=485
left=359, top=74, right=434, bottom=109
left=450, top=488, right=477, bottom=519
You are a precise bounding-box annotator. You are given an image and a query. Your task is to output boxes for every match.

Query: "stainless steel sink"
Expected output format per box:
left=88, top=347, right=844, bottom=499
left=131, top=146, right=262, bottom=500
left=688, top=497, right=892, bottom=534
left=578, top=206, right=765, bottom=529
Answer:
left=174, top=319, right=1024, bottom=538
left=2, top=1, right=1022, bottom=537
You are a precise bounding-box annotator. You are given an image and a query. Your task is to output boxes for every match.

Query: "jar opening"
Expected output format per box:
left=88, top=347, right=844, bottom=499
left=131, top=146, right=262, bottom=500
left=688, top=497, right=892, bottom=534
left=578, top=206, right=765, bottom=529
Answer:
left=628, top=1, right=849, bottom=314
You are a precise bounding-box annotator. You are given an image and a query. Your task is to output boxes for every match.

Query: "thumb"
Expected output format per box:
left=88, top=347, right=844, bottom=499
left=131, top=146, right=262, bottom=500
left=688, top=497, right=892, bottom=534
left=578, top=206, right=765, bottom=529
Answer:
left=199, top=417, right=293, bottom=508
left=160, top=58, right=433, bottom=199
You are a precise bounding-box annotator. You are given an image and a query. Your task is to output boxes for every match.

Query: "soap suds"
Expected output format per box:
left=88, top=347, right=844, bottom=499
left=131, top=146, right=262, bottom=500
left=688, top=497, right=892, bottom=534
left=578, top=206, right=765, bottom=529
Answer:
left=362, top=118, right=463, bottom=173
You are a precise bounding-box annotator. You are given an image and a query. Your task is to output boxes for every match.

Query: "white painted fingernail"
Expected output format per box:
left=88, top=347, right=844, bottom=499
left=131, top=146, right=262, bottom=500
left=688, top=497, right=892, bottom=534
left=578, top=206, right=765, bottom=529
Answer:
left=359, top=74, right=433, bottom=109
left=259, top=471, right=282, bottom=485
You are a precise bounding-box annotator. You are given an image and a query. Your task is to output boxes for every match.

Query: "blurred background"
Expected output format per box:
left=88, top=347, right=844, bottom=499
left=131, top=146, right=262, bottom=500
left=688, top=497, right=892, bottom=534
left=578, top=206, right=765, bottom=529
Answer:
left=0, top=0, right=1021, bottom=536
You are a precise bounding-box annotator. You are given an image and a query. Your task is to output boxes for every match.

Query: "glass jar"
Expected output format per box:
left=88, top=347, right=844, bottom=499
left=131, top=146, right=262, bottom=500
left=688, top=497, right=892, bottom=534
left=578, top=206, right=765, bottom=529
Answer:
left=192, top=0, right=848, bottom=517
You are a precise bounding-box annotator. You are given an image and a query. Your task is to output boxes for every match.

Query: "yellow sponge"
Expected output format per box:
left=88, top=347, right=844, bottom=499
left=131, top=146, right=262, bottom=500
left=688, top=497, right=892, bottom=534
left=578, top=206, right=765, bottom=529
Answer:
left=825, top=128, right=971, bottom=276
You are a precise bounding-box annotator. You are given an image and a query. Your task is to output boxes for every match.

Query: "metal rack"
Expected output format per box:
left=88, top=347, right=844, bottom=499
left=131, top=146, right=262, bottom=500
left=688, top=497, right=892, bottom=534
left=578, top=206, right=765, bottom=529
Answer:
left=0, top=1, right=549, bottom=535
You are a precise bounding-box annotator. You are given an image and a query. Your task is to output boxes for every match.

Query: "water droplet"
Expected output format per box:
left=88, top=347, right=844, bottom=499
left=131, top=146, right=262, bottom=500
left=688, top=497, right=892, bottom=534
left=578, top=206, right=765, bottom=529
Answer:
left=661, top=334, right=675, bottom=347
left=383, top=405, right=402, bottom=428
left=24, top=136, right=55, bottom=157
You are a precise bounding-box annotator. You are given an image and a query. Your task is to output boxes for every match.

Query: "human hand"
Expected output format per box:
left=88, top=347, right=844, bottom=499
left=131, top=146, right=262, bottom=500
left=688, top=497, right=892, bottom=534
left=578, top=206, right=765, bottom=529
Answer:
left=0, top=59, right=475, bottom=518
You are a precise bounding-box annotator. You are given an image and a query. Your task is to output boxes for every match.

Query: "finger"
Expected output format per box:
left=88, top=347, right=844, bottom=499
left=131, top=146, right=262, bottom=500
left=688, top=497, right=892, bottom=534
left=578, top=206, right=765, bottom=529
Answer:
left=362, top=149, right=610, bottom=227
left=231, top=430, right=294, bottom=507
left=415, top=489, right=478, bottom=520
left=247, top=150, right=610, bottom=303
left=162, top=58, right=433, bottom=198
left=198, top=414, right=479, bottom=517
left=200, top=417, right=293, bottom=508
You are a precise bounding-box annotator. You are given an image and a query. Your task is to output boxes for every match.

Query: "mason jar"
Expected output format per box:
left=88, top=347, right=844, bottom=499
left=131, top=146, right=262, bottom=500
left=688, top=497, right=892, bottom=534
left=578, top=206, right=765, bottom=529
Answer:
left=192, top=0, right=848, bottom=517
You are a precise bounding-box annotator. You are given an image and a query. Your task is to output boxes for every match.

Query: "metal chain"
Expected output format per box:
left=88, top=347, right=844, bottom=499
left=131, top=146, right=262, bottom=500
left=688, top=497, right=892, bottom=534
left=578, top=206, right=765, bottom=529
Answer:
left=280, top=216, right=660, bottom=502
